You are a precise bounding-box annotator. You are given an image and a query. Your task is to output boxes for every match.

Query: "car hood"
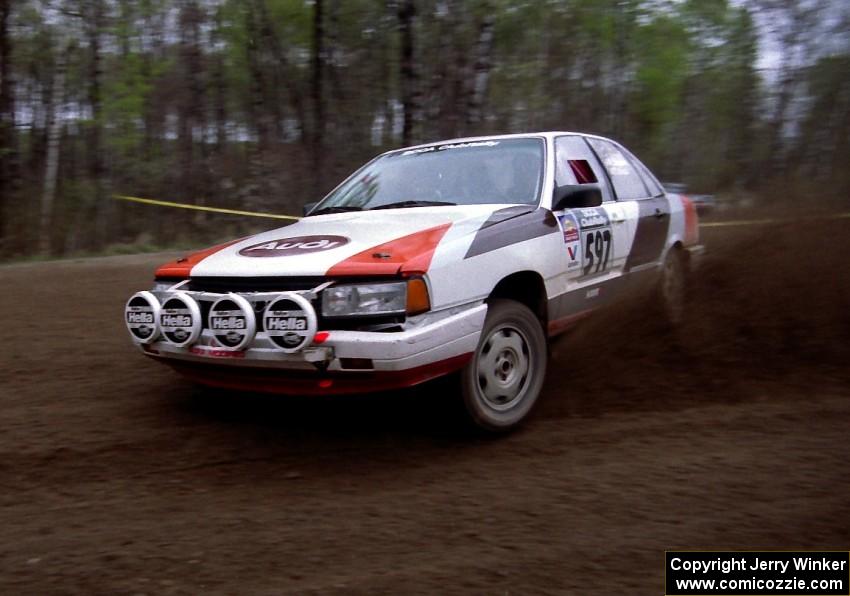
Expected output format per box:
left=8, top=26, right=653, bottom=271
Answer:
left=155, top=204, right=536, bottom=278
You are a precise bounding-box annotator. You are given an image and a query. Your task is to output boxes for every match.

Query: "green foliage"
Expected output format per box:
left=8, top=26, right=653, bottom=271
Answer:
left=634, top=14, right=690, bottom=148
left=103, top=53, right=151, bottom=154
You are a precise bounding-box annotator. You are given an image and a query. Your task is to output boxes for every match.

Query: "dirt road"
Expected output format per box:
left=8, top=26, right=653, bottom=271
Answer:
left=1, top=221, right=849, bottom=594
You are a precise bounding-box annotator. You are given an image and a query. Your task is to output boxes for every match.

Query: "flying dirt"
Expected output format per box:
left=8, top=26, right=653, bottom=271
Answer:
left=1, top=219, right=848, bottom=594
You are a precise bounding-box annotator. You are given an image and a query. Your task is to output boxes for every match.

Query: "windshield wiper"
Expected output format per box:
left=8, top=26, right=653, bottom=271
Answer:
left=369, top=200, right=457, bottom=210
left=309, top=205, right=364, bottom=216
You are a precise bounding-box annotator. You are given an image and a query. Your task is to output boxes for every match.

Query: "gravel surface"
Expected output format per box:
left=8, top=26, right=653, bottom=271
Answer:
left=1, top=222, right=848, bottom=595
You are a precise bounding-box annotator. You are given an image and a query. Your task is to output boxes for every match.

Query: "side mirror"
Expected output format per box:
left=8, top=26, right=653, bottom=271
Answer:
left=302, top=201, right=318, bottom=216
left=552, top=184, right=603, bottom=211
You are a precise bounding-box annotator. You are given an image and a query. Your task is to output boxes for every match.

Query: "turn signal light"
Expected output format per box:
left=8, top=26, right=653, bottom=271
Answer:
left=406, top=278, right=431, bottom=315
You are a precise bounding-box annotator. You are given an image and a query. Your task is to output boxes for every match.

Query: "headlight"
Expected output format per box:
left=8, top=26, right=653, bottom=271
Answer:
left=322, top=281, right=406, bottom=317
left=152, top=279, right=185, bottom=293
left=322, top=280, right=431, bottom=318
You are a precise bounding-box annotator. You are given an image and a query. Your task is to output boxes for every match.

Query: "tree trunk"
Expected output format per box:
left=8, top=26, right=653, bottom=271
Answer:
left=253, top=0, right=305, bottom=144
left=87, top=0, right=107, bottom=250
left=0, top=0, right=16, bottom=251
left=178, top=0, right=207, bottom=231
left=465, top=9, right=495, bottom=132
left=40, top=52, right=66, bottom=255
left=243, top=2, right=273, bottom=211
left=212, top=20, right=228, bottom=154
left=311, top=0, right=324, bottom=194
left=397, top=0, right=418, bottom=146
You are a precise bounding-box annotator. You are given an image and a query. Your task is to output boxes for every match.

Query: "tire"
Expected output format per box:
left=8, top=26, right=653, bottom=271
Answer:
left=659, top=248, right=686, bottom=326
left=459, top=299, right=547, bottom=432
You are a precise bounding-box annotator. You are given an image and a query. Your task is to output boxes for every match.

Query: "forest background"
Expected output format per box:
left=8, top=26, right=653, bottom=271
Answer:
left=0, top=0, right=847, bottom=259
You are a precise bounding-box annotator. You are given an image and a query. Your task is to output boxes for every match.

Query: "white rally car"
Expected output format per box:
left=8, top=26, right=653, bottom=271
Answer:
left=125, top=132, right=702, bottom=431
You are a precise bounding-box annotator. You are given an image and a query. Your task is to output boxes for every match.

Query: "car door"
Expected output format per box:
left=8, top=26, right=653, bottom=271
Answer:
left=547, top=135, right=633, bottom=323
left=585, top=137, right=669, bottom=272
left=552, top=136, right=631, bottom=279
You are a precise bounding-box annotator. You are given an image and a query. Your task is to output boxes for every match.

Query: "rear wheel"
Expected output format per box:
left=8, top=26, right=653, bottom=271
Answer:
left=660, top=248, right=686, bottom=326
left=459, top=299, right=547, bottom=432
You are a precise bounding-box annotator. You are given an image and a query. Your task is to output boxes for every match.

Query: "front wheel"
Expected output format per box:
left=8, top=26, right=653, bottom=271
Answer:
left=459, top=299, right=547, bottom=432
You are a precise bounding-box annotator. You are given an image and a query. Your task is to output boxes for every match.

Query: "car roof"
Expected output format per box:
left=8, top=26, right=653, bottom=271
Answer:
left=383, top=131, right=614, bottom=156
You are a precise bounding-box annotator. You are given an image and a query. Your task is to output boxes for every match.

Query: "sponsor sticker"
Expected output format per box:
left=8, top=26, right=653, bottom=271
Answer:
left=190, top=346, right=247, bottom=359
left=558, top=212, right=581, bottom=269
left=238, top=235, right=350, bottom=257
left=400, top=140, right=499, bottom=156
left=577, top=207, right=610, bottom=230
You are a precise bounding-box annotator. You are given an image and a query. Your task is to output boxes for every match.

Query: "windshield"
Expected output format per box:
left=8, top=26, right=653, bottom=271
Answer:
left=314, top=138, right=545, bottom=212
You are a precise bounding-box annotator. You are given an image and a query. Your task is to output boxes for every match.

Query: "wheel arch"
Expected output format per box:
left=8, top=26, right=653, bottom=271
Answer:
left=666, top=239, right=689, bottom=272
left=486, top=271, right=548, bottom=326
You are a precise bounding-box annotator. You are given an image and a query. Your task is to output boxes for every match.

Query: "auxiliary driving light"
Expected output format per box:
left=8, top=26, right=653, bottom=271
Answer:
left=262, top=293, right=318, bottom=353
left=159, top=291, right=202, bottom=348
left=207, top=293, right=257, bottom=351
left=125, top=291, right=161, bottom=344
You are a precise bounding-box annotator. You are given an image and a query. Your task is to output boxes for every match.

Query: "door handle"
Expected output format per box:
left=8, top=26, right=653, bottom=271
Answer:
left=609, top=211, right=625, bottom=224
left=654, top=208, right=667, bottom=219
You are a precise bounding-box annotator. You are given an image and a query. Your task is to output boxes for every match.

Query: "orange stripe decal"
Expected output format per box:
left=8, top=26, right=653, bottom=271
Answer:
left=155, top=238, right=243, bottom=278
left=547, top=308, right=594, bottom=337
left=681, top=195, right=699, bottom=246
left=327, top=223, right=451, bottom=277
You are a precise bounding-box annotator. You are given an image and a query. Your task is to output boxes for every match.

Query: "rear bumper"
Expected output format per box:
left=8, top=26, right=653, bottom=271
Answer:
left=142, top=303, right=487, bottom=394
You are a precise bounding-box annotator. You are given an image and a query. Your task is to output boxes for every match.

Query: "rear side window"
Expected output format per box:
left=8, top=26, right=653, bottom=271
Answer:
left=622, top=147, right=664, bottom=197
left=586, top=138, right=650, bottom=200
left=554, top=136, right=614, bottom=202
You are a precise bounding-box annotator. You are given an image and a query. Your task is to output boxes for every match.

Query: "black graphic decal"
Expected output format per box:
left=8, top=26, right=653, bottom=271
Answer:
left=465, top=207, right=558, bottom=259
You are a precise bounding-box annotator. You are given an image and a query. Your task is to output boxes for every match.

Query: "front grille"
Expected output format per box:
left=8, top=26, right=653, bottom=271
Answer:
left=184, top=278, right=405, bottom=332
left=186, top=276, right=327, bottom=293
left=195, top=297, right=277, bottom=332
left=194, top=297, right=403, bottom=333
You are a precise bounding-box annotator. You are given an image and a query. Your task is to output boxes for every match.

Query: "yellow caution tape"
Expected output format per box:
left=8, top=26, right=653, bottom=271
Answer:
left=112, top=194, right=301, bottom=221
left=114, top=193, right=849, bottom=228
left=700, top=218, right=782, bottom=228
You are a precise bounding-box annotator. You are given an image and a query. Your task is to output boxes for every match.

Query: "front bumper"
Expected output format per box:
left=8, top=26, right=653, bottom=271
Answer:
left=141, top=302, right=487, bottom=394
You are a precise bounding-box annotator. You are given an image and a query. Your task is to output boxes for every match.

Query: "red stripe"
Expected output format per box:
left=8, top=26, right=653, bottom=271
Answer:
left=326, top=223, right=452, bottom=277
left=161, top=352, right=472, bottom=395
left=155, top=238, right=243, bottom=278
